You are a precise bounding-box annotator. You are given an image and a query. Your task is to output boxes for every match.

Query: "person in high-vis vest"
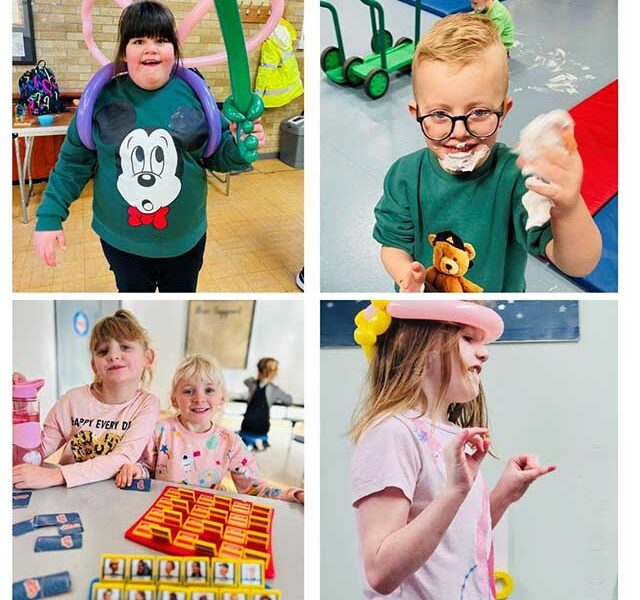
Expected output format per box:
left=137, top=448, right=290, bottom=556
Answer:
left=255, top=19, right=304, bottom=108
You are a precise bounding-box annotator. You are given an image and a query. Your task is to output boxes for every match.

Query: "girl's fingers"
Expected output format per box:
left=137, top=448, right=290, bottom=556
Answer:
left=538, top=464, right=556, bottom=476
left=455, top=427, right=487, bottom=452
left=522, top=464, right=556, bottom=484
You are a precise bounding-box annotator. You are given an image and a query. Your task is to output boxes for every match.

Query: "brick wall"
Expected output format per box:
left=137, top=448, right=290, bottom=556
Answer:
left=13, top=0, right=304, bottom=155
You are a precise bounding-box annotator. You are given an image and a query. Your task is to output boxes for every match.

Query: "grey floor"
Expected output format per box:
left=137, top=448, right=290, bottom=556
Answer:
left=221, top=412, right=304, bottom=489
left=320, top=0, right=617, bottom=292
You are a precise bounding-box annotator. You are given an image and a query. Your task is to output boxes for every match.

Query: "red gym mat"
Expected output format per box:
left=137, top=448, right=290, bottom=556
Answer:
left=568, top=80, right=618, bottom=215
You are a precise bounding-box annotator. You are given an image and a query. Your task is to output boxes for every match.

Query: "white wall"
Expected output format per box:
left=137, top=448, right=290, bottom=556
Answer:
left=14, top=300, right=304, bottom=415
left=124, top=300, right=304, bottom=407
left=12, top=301, right=58, bottom=417
left=321, top=300, right=617, bottom=600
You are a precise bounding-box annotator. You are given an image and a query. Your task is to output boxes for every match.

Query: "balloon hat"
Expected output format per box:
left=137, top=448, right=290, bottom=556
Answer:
left=353, top=300, right=504, bottom=360
left=77, top=0, right=285, bottom=161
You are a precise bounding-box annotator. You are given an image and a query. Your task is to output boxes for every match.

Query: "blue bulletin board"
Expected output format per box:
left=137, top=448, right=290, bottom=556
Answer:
left=321, top=301, right=579, bottom=347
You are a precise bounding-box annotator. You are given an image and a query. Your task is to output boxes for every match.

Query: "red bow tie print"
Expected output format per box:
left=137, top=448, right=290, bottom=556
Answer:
left=127, top=206, right=170, bottom=230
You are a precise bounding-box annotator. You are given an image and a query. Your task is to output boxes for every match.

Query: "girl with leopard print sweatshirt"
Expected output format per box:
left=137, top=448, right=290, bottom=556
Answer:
left=12, top=310, right=159, bottom=490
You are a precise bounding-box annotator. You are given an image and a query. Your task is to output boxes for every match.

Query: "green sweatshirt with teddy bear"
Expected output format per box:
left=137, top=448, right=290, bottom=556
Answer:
left=373, top=143, right=554, bottom=292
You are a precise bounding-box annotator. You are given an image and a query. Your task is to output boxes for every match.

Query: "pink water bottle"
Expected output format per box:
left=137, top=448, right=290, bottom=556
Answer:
left=13, top=378, right=44, bottom=466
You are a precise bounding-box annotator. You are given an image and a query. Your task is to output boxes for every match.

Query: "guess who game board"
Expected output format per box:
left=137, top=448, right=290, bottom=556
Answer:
left=124, top=487, right=276, bottom=578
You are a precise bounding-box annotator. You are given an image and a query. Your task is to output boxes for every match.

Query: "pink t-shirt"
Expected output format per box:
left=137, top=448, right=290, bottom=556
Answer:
left=42, top=385, right=159, bottom=488
left=351, top=411, right=495, bottom=600
left=140, top=416, right=301, bottom=502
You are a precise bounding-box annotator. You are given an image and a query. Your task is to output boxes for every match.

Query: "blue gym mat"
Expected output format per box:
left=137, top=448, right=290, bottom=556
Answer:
left=571, top=194, right=618, bottom=292
left=397, top=0, right=506, bottom=18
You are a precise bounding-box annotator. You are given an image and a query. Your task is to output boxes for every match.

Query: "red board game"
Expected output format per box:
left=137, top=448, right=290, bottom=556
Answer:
left=124, top=486, right=276, bottom=578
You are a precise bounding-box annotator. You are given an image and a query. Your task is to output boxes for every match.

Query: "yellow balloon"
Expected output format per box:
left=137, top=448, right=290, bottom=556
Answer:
left=368, top=310, right=392, bottom=335
left=354, top=327, right=376, bottom=347
left=494, top=570, right=514, bottom=599
left=371, top=300, right=390, bottom=310
left=362, top=344, right=375, bottom=360
left=354, top=309, right=369, bottom=328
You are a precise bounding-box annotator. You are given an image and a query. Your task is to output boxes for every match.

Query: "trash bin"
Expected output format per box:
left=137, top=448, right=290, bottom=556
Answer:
left=279, top=115, right=304, bottom=169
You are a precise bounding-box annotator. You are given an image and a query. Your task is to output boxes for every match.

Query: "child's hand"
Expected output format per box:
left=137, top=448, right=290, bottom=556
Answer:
left=115, top=464, right=144, bottom=488
left=398, top=261, right=426, bottom=293
left=294, top=489, right=305, bottom=504
left=13, top=372, right=27, bottom=384
left=13, top=464, right=64, bottom=489
left=34, top=230, right=66, bottom=267
left=444, top=427, right=490, bottom=497
left=230, top=118, right=266, bottom=149
left=494, top=454, right=556, bottom=505
left=516, top=140, right=584, bottom=219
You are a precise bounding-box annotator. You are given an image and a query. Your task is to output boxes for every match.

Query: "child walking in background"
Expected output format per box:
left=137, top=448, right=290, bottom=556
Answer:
left=374, top=15, right=601, bottom=292
left=239, top=357, right=293, bottom=451
left=115, top=354, right=303, bottom=503
left=13, top=309, right=159, bottom=489
left=34, top=0, right=264, bottom=292
left=350, top=300, right=554, bottom=598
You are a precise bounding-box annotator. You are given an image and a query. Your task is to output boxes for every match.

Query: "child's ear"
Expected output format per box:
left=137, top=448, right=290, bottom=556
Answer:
left=500, top=96, right=514, bottom=125
left=408, top=100, right=418, bottom=120
left=145, top=348, right=155, bottom=367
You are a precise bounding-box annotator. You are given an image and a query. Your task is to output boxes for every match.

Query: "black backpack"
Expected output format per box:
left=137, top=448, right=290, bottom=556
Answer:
left=18, top=60, right=65, bottom=115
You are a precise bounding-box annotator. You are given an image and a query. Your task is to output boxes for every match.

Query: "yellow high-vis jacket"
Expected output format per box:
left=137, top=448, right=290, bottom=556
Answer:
left=255, top=19, right=304, bottom=108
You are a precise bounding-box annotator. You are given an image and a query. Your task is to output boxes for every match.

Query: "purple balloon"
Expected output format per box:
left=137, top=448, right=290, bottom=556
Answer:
left=175, top=66, right=221, bottom=157
left=75, top=63, right=221, bottom=157
left=76, top=63, right=115, bottom=150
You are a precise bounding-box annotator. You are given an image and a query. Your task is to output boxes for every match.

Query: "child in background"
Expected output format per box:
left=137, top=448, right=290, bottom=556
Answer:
left=34, top=1, right=264, bottom=292
left=471, top=0, right=514, bottom=53
left=239, top=357, right=292, bottom=451
left=12, top=310, right=159, bottom=489
left=115, top=354, right=304, bottom=503
left=373, top=15, right=601, bottom=292
left=351, top=300, right=554, bottom=598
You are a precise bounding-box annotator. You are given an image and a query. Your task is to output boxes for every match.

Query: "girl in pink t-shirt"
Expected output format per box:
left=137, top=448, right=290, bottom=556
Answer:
left=13, top=309, right=159, bottom=489
left=115, top=354, right=304, bottom=504
left=350, top=300, right=555, bottom=599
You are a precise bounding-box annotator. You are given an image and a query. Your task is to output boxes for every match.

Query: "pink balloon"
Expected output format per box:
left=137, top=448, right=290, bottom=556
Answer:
left=81, top=0, right=131, bottom=66
left=177, top=0, right=213, bottom=42
left=80, top=0, right=285, bottom=68
left=365, top=301, right=504, bottom=343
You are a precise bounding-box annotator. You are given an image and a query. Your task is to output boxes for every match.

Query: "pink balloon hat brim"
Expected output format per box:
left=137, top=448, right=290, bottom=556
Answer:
left=366, top=300, right=504, bottom=343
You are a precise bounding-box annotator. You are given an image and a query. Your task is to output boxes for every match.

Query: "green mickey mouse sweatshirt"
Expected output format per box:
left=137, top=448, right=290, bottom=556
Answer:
left=36, top=75, right=249, bottom=258
left=373, top=143, right=554, bottom=292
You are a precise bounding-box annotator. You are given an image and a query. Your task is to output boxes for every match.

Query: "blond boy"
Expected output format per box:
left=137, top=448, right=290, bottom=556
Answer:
left=373, top=15, right=601, bottom=292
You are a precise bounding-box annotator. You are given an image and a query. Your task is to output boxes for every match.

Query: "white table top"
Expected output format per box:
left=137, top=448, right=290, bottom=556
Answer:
left=12, top=112, right=74, bottom=138
left=13, top=480, right=304, bottom=598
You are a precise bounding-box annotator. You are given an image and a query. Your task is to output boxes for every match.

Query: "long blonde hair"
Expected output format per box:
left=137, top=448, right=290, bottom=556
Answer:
left=349, top=318, right=489, bottom=443
left=89, top=309, right=154, bottom=390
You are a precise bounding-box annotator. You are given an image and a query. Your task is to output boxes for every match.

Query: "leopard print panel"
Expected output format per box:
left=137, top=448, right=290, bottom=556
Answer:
left=70, top=430, right=122, bottom=462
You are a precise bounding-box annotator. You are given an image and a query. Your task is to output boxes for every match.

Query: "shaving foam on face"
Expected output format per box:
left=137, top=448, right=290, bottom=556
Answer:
left=439, top=144, right=490, bottom=173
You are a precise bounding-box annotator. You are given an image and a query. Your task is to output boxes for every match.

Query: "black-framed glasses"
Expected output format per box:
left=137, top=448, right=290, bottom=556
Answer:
left=416, top=104, right=504, bottom=141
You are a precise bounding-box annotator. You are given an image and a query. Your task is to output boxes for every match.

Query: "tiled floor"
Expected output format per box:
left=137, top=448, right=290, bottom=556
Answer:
left=13, top=159, right=303, bottom=292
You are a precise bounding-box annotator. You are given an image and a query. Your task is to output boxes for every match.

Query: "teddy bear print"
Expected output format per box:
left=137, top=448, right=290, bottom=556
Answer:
left=424, top=230, right=484, bottom=293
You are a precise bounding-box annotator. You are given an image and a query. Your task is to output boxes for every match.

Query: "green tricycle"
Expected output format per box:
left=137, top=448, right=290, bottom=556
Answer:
left=320, top=0, right=422, bottom=100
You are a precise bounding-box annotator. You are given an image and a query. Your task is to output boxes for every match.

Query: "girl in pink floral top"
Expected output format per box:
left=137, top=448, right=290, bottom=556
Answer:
left=115, top=354, right=303, bottom=503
